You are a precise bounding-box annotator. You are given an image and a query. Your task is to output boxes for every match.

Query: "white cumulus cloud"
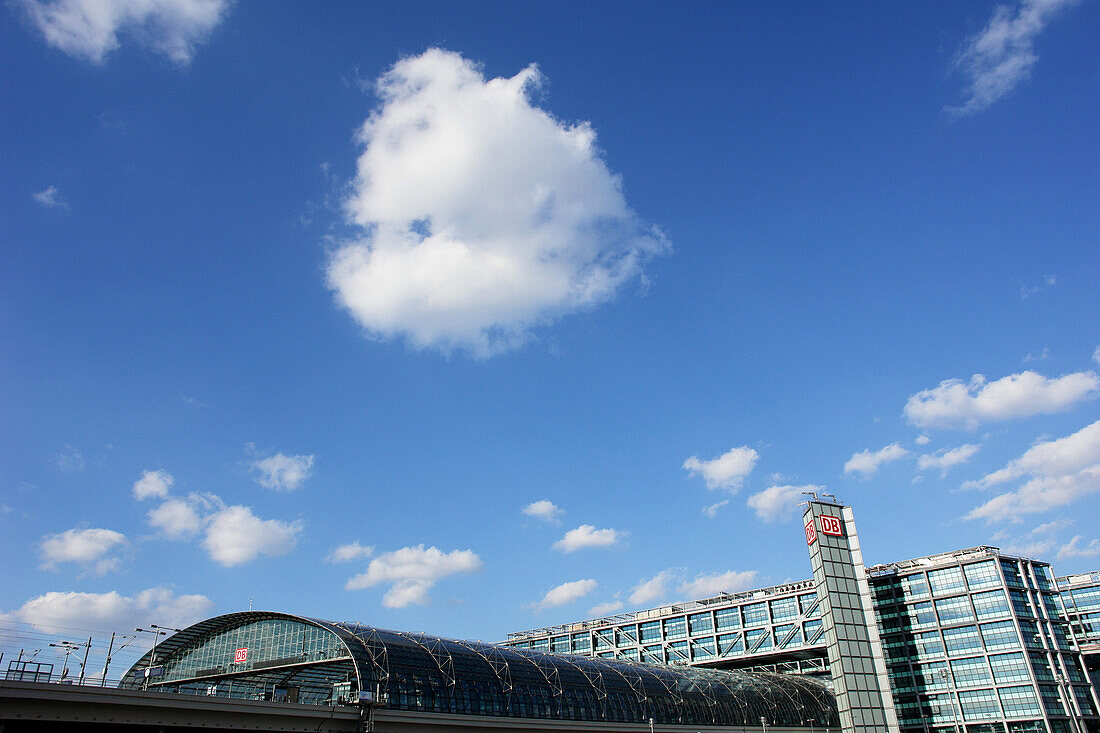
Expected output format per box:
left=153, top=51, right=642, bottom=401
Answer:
left=844, top=443, right=909, bottom=476
left=133, top=469, right=173, bottom=500
left=946, top=0, right=1080, bottom=116
left=917, top=444, right=982, bottom=477
left=18, top=0, right=228, bottom=64
left=552, top=524, right=622, bottom=552
left=39, top=527, right=128, bottom=575
left=344, top=545, right=481, bottom=607
left=965, top=419, right=1100, bottom=523
left=701, top=499, right=729, bottom=518
left=522, top=500, right=563, bottom=524
left=904, top=371, right=1098, bottom=430
left=748, top=484, right=822, bottom=522
left=533, top=579, right=597, bottom=610
left=1058, top=536, right=1100, bottom=560
left=327, top=48, right=668, bottom=357
left=147, top=495, right=208, bottom=539
left=683, top=446, right=759, bottom=491
left=2, top=587, right=212, bottom=637
left=677, top=570, right=758, bottom=600
left=588, top=600, right=624, bottom=617
left=326, top=541, right=374, bottom=563
left=201, top=505, right=302, bottom=567
left=629, top=569, right=681, bottom=605
left=251, top=451, right=315, bottom=491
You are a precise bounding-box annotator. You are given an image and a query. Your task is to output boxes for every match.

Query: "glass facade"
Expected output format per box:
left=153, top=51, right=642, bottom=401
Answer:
left=121, top=611, right=838, bottom=727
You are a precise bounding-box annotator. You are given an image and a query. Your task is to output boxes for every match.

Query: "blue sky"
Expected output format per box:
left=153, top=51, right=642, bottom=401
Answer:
left=2, top=0, right=1099, bottom=675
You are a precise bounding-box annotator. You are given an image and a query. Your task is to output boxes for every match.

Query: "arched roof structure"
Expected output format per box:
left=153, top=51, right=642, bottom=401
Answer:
left=120, top=611, right=837, bottom=727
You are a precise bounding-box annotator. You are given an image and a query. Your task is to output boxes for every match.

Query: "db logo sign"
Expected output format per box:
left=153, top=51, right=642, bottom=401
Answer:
left=234, top=647, right=248, bottom=663
left=804, top=520, right=817, bottom=545
left=819, top=515, right=844, bottom=537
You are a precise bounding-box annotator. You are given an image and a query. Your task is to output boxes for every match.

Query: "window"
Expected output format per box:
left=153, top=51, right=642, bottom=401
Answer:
left=639, top=622, right=660, bottom=643
left=950, top=657, right=993, bottom=687
left=688, top=613, right=712, bottom=636
left=1028, top=652, right=1054, bottom=681
left=617, top=625, right=638, bottom=646
left=1039, top=685, right=1065, bottom=716
left=1010, top=591, right=1034, bottom=618
left=803, top=618, right=824, bottom=643
left=998, top=686, right=1041, bottom=718
left=769, top=596, right=798, bottom=622
left=958, top=688, right=1001, bottom=721
left=902, top=573, right=930, bottom=601
left=972, top=590, right=1010, bottom=621
left=988, top=653, right=1030, bottom=683
left=776, top=623, right=802, bottom=648
left=690, top=638, right=715, bottom=660
left=742, top=602, right=768, bottom=626
left=744, top=627, right=772, bottom=652
left=799, top=592, right=819, bottom=615
left=1001, top=561, right=1025, bottom=588
left=936, top=596, right=976, bottom=625
left=714, top=608, right=740, bottom=631
left=663, top=617, right=686, bottom=640
left=717, top=632, right=743, bottom=657
left=907, top=601, right=938, bottom=629
left=929, top=567, right=967, bottom=596
left=1017, top=620, right=1044, bottom=649
left=915, top=661, right=948, bottom=692
left=980, top=621, right=1020, bottom=651
left=943, top=626, right=983, bottom=656
left=963, top=561, right=1000, bottom=590
left=571, top=633, right=590, bottom=652
left=917, top=631, right=945, bottom=658
left=551, top=636, right=569, bottom=652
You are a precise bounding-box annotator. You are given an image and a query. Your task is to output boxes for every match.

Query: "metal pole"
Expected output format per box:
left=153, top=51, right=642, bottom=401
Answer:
left=78, top=637, right=91, bottom=685
left=101, top=632, right=116, bottom=687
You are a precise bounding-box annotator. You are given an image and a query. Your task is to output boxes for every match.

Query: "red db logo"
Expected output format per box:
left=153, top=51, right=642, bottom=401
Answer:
left=819, top=515, right=843, bottom=537
left=804, top=520, right=817, bottom=545
left=234, top=647, right=248, bottom=663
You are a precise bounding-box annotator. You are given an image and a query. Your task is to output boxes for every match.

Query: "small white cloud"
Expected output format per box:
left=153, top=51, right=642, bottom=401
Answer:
left=133, top=469, right=173, bottom=500
left=747, top=484, right=822, bottom=522
left=588, top=600, right=624, bottom=617
left=32, top=185, right=66, bottom=208
left=345, top=545, right=481, bottom=607
left=701, top=499, right=729, bottom=518
left=915, top=435, right=932, bottom=445
left=677, top=570, right=758, bottom=600
left=1093, top=345, right=1100, bottom=365
left=522, top=500, right=563, bottom=524
left=3, top=587, right=212, bottom=637
left=1024, top=348, right=1050, bottom=363
left=552, top=524, right=622, bottom=553
left=147, top=495, right=207, bottom=539
left=201, top=505, right=301, bottom=567
left=946, top=0, right=1078, bottom=115
left=54, top=446, right=84, bottom=472
left=965, top=419, right=1100, bottom=523
left=628, top=569, right=681, bottom=606
left=682, top=446, right=759, bottom=491
left=327, top=48, right=668, bottom=357
left=251, top=451, right=315, bottom=491
left=533, top=579, right=597, bottom=610
left=326, top=541, right=374, bottom=563
left=1020, top=275, right=1058, bottom=299
left=844, top=443, right=909, bottom=476
left=904, top=371, right=1099, bottom=430
left=917, top=444, right=982, bottom=477
left=39, top=527, right=128, bottom=576
left=18, top=0, right=229, bottom=65
left=1058, top=536, right=1100, bottom=560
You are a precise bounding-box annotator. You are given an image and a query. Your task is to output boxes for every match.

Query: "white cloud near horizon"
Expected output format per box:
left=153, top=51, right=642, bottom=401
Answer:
left=1, top=587, right=212, bottom=637
left=533, top=579, right=597, bottom=610
left=748, top=484, right=822, bottom=522
left=522, top=500, right=563, bottom=524
left=552, top=524, right=622, bottom=552
left=344, top=545, right=481, bottom=607
left=39, top=528, right=128, bottom=576
left=917, top=444, right=982, bottom=477
left=629, top=569, right=682, bottom=605
left=683, top=446, right=759, bottom=491
left=327, top=541, right=374, bottom=563
left=965, top=419, right=1100, bottom=523
left=844, top=444, right=909, bottom=476
left=18, top=0, right=228, bottom=64
left=588, top=600, right=624, bottom=617
left=677, top=570, right=758, bottom=599
left=32, top=185, right=66, bottom=208
left=1058, top=536, right=1100, bottom=560
left=133, top=469, right=174, bottom=500
left=946, top=0, right=1079, bottom=116
left=904, top=371, right=1098, bottom=429
left=251, top=451, right=315, bottom=491
left=327, top=48, right=668, bottom=357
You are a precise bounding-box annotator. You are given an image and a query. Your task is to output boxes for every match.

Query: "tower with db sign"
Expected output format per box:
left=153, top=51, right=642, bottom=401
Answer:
left=803, top=500, right=900, bottom=733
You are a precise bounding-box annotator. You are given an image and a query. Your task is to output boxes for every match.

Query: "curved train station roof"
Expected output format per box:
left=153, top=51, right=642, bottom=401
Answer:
left=121, top=611, right=837, bottom=727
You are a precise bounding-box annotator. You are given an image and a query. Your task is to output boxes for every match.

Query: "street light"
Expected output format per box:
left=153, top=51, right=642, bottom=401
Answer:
left=135, top=625, right=179, bottom=690
left=935, top=668, right=961, bottom=733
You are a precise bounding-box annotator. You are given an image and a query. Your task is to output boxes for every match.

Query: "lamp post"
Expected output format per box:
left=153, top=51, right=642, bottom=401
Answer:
left=135, top=625, right=179, bottom=690
left=1055, top=673, right=1081, bottom=733
left=935, top=668, right=961, bottom=733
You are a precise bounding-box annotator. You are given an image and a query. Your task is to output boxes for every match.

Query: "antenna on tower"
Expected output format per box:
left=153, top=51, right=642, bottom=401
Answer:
left=248, top=597, right=253, bottom=612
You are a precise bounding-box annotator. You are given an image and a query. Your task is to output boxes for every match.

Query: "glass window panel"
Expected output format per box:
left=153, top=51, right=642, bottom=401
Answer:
left=958, top=688, right=1001, bottom=721
left=997, top=685, right=1041, bottom=718
left=950, top=656, right=993, bottom=687
left=972, top=590, right=1010, bottom=621
left=929, top=567, right=967, bottom=596
left=980, top=621, right=1021, bottom=651
left=717, top=632, right=744, bottom=656
left=902, top=573, right=930, bottom=601
left=742, top=603, right=768, bottom=626
left=769, top=596, right=798, bottom=622
left=936, top=596, right=976, bottom=625
left=963, top=561, right=1000, bottom=590
left=989, top=652, right=1030, bottom=683
left=639, top=621, right=660, bottom=643
left=1001, top=561, right=1025, bottom=588
left=714, top=608, right=740, bottom=631
left=917, top=630, right=945, bottom=658
left=663, top=616, right=686, bottom=640
left=909, top=601, right=938, bottom=629
left=688, top=613, right=712, bottom=636
left=943, top=626, right=982, bottom=656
